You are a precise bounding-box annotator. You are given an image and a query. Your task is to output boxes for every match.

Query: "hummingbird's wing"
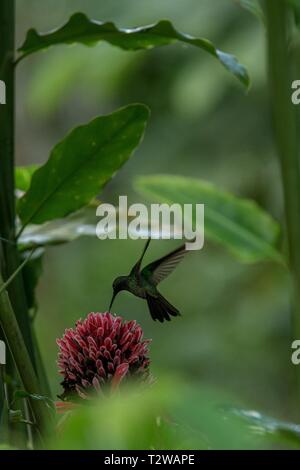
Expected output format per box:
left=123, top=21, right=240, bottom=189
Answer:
left=130, top=238, right=151, bottom=275
left=142, top=242, right=189, bottom=286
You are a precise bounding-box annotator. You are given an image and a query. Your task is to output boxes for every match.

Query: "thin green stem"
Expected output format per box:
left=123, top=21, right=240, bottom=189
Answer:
left=0, top=271, right=52, bottom=438
left=0, top=249, right=35, bottom=296
left=0, top=237, right=15, bottom=246
left=265, top=0, right=300, bottom=397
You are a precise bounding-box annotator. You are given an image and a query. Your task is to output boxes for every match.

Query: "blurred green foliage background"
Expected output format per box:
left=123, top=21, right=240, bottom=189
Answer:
left=14, top=0, right=298, bottom=441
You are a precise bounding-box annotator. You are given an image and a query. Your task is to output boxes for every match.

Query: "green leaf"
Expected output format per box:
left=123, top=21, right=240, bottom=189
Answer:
left=134, top=175, right=283, bottom=264
left=174, top=386, right=262, bottom=450
left=18, top=207, right=99, bottom=252
left=18, top=13, right=249, bottom=88
left=15, top=165, right=39, bottom=192
left=17, top=104, right=149, bottom=229
left=18, top=204, right=178, bottom=252
left=237, top=0, right=265, bottom=24
left=49, top=379, right=263, bottom=450
left=229, top=408, right=300, bottom=447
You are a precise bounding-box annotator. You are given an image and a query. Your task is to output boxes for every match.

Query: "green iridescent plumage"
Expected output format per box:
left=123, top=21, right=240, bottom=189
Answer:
left=109, top=239, right=190, bottom=323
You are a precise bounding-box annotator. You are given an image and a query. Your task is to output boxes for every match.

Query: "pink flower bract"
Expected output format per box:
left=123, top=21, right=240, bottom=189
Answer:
left=57, top=312, right=151, bottom=400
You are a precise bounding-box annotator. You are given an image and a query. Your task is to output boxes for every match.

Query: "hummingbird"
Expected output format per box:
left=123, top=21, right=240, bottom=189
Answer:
left=109, top=239, right=190, bottom=323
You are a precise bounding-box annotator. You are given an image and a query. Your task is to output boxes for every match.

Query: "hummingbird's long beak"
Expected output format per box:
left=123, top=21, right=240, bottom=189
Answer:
left=109, top=292, right=117, bottom=312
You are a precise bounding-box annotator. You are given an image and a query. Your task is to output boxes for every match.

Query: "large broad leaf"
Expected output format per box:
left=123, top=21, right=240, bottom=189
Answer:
left=17, top=104, right=149, bottom=230
left=229, top=408, right=300, bottom=447
left=17, top=13, right=249, bottom=88
left=15, top=165, right=39, bottom=192
left=18, top=205, right=180, bottom=252
left=134, top=175, right=283, bottom=264
left=18, top=207, right=99, bottom=251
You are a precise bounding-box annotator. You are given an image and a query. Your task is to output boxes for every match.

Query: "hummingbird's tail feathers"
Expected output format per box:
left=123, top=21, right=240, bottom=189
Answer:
left=146, top=293, right=180, bottom=323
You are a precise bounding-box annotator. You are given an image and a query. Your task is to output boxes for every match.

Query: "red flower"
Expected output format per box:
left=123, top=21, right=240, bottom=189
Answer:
left=57, top=312, right=151, bottom=400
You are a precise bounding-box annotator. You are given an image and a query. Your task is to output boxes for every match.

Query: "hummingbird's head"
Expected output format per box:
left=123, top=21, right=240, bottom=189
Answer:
left=109, top=276, right=128, bottom=311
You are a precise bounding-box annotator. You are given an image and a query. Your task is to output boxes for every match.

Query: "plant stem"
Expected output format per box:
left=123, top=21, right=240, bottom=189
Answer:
left=0, top=0, right=51, bottom=440
left=0, top=249, right=35, bottom=296
left=265, top=0, right=300, bottom=394
left=0, top=272, right=51, bottom=438
left=0, top=0, right=36, bottom=363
